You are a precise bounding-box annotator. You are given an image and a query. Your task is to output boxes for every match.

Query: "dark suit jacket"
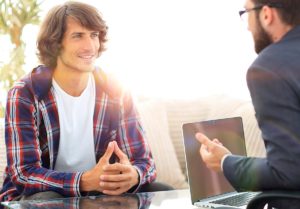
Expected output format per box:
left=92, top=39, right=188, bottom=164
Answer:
left=223, top=25, right=300, bottom=191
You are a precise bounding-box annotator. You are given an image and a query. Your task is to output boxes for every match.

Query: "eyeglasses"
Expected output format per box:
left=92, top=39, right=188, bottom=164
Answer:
left=239, top=5, right=263, bottom=20
left=239, top=3, right=284, bottom=21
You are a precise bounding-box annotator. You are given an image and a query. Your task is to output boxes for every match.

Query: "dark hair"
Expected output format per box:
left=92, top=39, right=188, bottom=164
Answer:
left=251, top=0, right=300, bottom=26
left=37, top=1, right=108, bottom=68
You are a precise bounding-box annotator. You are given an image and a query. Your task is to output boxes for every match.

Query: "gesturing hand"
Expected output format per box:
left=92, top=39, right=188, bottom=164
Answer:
left=100, top=141, right=139, bottom=195
left=195, top=132, right=231, bottom=172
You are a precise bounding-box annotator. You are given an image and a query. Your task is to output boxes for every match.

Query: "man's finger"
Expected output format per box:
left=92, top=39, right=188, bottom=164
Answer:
left=104, top=163, right=130, bottom=173
left=195, top=133, right=215, bottom=149
left=99, top=141, right=114, bottom=163
left=99, top=181, right=120, bottom=191
left=113, top=141, right=129, bottom=163
left=102, top=186, right=128, bottom=196
left=213, top=138, right=223, bottom=146
left=100, top=172, right=129, bottom=182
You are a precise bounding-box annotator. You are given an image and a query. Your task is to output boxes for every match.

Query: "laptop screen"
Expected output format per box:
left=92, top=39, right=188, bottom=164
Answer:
left=182, top=117, right=247, bottom=204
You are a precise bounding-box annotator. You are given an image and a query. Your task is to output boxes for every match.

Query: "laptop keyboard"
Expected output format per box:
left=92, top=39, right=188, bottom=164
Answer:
left=211, top=192, right=258, bottom=207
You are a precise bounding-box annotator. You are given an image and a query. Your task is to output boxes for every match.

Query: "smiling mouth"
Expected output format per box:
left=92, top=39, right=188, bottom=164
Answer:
left=79, top=55, right=94, bottom=60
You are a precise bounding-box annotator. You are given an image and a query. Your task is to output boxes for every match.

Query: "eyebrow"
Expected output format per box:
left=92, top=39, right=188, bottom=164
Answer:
left=70, top=31, right=98, bottom=35
left=70, top=31, right=84, bottom=36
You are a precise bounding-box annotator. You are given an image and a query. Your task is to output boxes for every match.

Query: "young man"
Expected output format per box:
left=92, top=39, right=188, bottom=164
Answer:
left=0, top=1, right=157, bottom=202
left=196, top=0, right=300, bottom=191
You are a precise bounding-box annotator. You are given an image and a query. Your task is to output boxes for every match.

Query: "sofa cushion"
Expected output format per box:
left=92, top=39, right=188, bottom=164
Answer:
left=136, top=99, right=188, bottom=189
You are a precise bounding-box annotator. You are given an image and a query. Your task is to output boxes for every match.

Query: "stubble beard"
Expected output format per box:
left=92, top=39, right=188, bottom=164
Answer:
left=254, top=17, right=273, bottom=54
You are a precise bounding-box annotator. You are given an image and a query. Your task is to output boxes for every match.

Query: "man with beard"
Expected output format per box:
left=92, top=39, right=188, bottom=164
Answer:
left=195, top=0, right=300, bottom=191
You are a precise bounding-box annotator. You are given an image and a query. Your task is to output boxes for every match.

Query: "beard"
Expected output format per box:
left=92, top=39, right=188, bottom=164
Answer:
left=253, top=17, right=273, bottom=54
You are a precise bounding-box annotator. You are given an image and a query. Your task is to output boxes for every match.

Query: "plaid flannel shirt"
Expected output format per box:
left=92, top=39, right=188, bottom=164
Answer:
left=0, top=65, right=156, bottom=202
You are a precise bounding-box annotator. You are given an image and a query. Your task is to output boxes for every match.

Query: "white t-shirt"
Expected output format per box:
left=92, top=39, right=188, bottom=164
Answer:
left=53, top=75, right=96, bottom=172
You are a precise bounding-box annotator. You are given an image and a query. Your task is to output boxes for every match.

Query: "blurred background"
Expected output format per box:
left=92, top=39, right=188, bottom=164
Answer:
left=0, top=0, right=256, bottom=117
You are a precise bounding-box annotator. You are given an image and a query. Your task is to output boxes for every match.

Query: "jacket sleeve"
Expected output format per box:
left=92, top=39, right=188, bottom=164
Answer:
left=5, top=85, right=82, bottom=197
left=117, top=91, right=156, bottom=191
left=223, top=67, right=300, bottom=191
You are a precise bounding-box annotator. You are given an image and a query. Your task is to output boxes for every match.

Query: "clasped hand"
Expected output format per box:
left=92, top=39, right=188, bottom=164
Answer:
left=80, top=141, right=139, bottom=195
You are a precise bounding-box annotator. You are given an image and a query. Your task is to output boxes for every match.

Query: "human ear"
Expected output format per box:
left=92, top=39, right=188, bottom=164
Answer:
left=260, top=5, right=274, bottom=26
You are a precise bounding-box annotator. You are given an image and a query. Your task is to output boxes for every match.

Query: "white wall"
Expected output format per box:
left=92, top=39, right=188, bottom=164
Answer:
left=3, top=0, right=257, bottom=101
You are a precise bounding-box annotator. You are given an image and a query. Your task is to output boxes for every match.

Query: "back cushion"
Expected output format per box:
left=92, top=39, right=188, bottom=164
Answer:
left=136, top=100, right=188, bottom=189
left=164, top=95, right=266, bottom=177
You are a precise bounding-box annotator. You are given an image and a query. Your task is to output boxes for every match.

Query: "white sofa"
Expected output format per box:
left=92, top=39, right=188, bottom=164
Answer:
left=136, top=94, right=266, bottom=189
left=0, top=94, right=266, bottom=190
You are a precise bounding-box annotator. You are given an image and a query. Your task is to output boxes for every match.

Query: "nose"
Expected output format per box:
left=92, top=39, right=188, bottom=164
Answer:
left=83, top=36, right=94, bottom=50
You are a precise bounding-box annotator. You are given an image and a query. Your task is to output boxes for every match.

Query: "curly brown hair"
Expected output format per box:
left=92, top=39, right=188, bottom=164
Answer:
left=37, top=1, right=108, bottom=68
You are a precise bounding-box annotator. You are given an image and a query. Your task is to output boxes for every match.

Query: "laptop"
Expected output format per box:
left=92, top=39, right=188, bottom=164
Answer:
left=182, top=117, right=259, bottom=209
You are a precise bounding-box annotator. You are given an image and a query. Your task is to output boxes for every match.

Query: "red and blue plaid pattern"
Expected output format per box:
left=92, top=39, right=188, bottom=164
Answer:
left=0, top=66, right=156, bottom=201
